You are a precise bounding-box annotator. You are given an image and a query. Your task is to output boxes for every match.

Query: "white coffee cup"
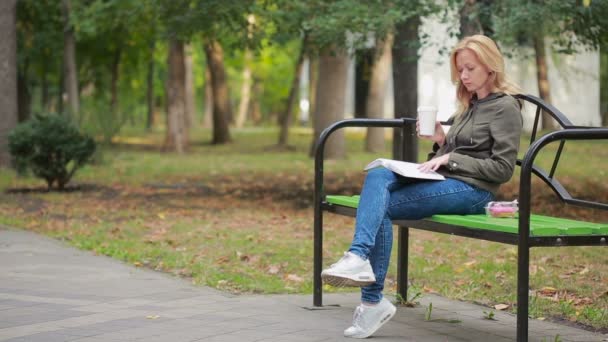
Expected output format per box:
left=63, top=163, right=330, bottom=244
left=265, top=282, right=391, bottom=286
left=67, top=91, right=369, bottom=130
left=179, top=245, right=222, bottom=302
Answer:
left=417, top=106, right=438, bottom=136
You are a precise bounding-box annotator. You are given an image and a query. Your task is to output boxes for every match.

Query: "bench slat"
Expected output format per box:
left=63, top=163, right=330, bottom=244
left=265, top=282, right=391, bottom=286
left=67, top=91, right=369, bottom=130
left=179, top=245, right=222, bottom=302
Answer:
left=325, top=195, right=608, bottom=237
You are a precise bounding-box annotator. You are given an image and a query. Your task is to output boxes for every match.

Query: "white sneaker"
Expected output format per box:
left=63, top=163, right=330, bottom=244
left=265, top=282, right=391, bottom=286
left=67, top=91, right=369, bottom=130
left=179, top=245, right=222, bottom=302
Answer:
left=343, top=297, right=397, bottom=338
left=321, top=252, right=376, bottom=287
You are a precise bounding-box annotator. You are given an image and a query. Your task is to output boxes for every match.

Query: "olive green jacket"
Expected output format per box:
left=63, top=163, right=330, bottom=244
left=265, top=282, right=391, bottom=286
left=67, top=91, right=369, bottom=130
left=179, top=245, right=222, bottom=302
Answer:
left=429, top=93, right=523, bottom=195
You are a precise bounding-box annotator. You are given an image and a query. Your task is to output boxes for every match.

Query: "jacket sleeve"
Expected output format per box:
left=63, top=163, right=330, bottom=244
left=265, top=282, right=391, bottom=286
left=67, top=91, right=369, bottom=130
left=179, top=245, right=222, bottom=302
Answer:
left=426, top=117, right=454, bottom=161
left=446, top=100, right=523, bottom=183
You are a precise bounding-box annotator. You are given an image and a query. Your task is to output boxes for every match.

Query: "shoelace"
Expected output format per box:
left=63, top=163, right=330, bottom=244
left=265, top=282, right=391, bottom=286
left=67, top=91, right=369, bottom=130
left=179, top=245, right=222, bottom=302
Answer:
left=329, top=252, right=350, bottom=268
left=351, top=305, right=364, bottom=328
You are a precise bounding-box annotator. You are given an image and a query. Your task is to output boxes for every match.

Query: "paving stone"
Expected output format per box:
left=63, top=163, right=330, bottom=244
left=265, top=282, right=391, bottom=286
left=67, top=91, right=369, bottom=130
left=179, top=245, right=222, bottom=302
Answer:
left=1, top=226, right=606, bottom=342
left=1, top=331, right=82, bottom=342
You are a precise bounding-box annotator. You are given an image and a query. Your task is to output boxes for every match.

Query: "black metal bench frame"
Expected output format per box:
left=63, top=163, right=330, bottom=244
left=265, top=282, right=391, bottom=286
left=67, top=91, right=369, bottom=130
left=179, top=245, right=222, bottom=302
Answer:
left=312, top=94, right=608, bottom=342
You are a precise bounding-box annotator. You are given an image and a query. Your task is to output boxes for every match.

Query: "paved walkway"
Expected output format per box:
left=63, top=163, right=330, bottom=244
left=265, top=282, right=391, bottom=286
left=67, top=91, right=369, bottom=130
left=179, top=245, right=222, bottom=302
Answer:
left=0, top=226, right=606, bottom=342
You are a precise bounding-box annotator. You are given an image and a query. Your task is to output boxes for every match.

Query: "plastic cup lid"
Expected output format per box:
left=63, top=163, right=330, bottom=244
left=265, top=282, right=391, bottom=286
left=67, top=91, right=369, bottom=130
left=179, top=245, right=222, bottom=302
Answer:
left=417, top=106, right=437, bottom=112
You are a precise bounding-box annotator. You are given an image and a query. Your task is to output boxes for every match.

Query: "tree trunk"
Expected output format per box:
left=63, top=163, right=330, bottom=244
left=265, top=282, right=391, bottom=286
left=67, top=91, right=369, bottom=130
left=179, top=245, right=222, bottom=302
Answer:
left=250, top=79, right=262, bottom=124
left=392, top=16, right=420, bottom=161
left=204, top=40, right=232, bottom=144
left=17, top=66, right=30, bottom=122
left=184, top=44, right=196, bottom=128
left=235, top=49, right=253, bottom=128
left=165, top=39, right=188, bottom=153
left=310, top=48, right=349, bottom=159
left=308, top=56, right=319, bottom=126
left=601, top=49, right=607, bottom=126
left=203, top=63, right=213, bottom=128
left=0, top=0, right=18, bottom=167
left=354, top=49, right=373, bottom=119
left=146, top=40, right=155, bottom=130
left=365, top=34, right=393, bottom=153
left=62, top=0, right=79, bottom=120
left=278, top=37, right=306, bottom=147
left=57, top=60, right=64, bottom=115
left=236, top=13, right=255, bottom=129
left=533, top=35, right=556, bottom=130
left=41, top=63, right=50, bottom=112
left=459, top=0, right=482, bottom=38
left=110, top=47, right=122, bottom=118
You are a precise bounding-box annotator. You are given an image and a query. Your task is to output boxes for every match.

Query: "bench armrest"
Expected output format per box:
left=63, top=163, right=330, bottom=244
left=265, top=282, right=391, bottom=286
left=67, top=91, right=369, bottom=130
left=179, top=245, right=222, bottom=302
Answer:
left=518, top=127, right=608, bottom=240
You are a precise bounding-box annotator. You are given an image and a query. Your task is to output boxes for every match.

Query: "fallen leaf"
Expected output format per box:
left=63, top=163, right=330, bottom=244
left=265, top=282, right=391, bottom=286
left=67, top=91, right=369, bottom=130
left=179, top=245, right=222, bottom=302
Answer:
left=573, top=297, right=593, bottom=306
left=454, top=280, right=467, bottom=287
left=494, top=304, right=510, bottom=311
left=236, top=251, right=249, bottom=262
left=216, top=256, right=230, bottom=264
left=464, top=260, right=477, bottom=267
left=268, top=265, right=280, bottom=274
left=133, top=261, right=142, bottom=267
left=538, top=286, right=558, bottom=296
left=285, top=274, right=303, bottom=283
left=146, top=315, right=160, bottom=320
left=422, top=286, right=437, bottom=293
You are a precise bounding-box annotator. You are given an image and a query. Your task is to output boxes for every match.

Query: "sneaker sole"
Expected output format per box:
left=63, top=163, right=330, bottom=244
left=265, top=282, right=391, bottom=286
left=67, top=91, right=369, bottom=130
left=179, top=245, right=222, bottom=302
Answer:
left=321, top=273, right=376, bottom=287
left=346, top=304, right=397, bottom=339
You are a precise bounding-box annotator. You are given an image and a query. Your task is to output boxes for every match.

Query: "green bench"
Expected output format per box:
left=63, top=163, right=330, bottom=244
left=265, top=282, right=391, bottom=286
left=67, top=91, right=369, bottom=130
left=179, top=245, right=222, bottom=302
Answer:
left=326, top=195, right=608, bottom=237
left=312, top=94, right=608, bottom=342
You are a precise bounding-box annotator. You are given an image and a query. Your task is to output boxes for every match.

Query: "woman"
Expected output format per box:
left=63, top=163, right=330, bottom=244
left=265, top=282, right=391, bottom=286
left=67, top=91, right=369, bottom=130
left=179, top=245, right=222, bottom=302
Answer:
left=321, top=34, right=523, bottom=339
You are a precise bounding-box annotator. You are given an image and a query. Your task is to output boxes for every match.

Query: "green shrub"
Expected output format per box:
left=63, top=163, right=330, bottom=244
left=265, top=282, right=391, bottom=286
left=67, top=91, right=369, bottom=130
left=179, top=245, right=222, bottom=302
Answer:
left=8, top=114, right=96, bottom=190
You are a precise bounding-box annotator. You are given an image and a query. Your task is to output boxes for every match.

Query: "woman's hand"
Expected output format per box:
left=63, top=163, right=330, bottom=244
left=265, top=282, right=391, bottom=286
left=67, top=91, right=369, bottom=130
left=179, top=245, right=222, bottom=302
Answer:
left=416, top=120, right=446, bottom=146
left=418, top=153, right=450, bottom=172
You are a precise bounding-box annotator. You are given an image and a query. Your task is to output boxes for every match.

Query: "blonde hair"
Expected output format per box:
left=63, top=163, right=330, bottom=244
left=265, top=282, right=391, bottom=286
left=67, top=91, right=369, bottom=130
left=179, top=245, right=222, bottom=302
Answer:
left=449, top=35, right=521, bottom=116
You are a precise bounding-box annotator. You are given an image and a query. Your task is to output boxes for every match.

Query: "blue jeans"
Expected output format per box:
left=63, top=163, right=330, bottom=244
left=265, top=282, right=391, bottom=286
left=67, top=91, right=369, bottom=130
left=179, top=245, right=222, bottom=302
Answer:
left=348, top=168, right=494, bottom=304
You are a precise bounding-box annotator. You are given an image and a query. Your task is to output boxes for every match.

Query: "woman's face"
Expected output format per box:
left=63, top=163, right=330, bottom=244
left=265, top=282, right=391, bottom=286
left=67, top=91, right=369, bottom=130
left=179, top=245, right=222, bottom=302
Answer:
left=456, top=48, right=493, bottom=99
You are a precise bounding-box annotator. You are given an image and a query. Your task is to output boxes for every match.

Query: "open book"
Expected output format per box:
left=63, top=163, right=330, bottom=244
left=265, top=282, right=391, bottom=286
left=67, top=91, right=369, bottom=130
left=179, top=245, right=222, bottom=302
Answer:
left=364, top=158, right=445, bottom=181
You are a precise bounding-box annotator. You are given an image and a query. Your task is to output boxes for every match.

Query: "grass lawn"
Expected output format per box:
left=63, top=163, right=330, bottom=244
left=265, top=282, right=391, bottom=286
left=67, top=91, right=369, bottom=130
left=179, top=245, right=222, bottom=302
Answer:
left=0, top=126, right=606, bottom=331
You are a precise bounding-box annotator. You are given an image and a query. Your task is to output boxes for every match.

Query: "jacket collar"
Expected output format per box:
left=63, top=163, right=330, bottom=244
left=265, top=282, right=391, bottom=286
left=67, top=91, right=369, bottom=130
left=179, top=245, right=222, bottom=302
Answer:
left=470, top=92, right=505, bottom=105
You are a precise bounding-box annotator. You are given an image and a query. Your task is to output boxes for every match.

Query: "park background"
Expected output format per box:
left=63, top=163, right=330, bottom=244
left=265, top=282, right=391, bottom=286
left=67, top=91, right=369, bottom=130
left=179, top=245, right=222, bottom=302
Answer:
left=0, top=0, right=607, bottom=333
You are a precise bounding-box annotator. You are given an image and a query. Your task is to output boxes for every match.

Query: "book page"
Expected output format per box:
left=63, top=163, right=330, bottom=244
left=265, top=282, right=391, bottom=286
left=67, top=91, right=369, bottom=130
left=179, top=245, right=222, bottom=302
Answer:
left=364, top=158, right=445, bottom=181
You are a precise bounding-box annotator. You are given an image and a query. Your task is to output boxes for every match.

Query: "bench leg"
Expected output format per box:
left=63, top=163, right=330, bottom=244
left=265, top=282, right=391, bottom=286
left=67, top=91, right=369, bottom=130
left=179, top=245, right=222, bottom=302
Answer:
left=313, top=203, right=323, bottom=306
left=517, top=244, right=530, bottom=341
left=397, top=226, right=409, bottom=302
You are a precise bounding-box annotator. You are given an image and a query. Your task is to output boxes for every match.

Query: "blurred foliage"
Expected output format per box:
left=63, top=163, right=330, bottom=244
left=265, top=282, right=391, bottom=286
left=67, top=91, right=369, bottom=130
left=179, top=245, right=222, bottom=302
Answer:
left=490, top=0, right=608, bottom=55
left=14, top=0, right=608, bottom=141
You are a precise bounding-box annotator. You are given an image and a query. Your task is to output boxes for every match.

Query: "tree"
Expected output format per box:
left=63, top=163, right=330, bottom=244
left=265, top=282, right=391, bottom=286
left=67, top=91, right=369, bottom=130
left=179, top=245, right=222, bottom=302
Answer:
left=457, top=0, right=494, bottom=38
left=166, top=39, right=188, bottom=153
left=491, top=0, right=608, bottom=129
left=313, top=47, right=349, bottom=159
left=72, top=0, right=160, bottom=140
left=392, top=16, right=420, bottom=161
left=158, top=0, right=258, bottom=145
left=235, top=14, right=256, bottom=129
left=365, top=33, right=393, bottom=153
left=277, top=35, right=307, bottom=149
left=267, top=0, right=406, bottom=158
left=146, top=39, right=156, bottom=130
left=601, top=48, right=608, bottom=126
left=204, top=40, right=232, bottom=144
left=62, top=0, right=79, bottom=120
left=0, top=0, right=18, bottom=167
left=459, top=0, right=483, bottom=37
left=184, top=44, right=196, bottom=128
